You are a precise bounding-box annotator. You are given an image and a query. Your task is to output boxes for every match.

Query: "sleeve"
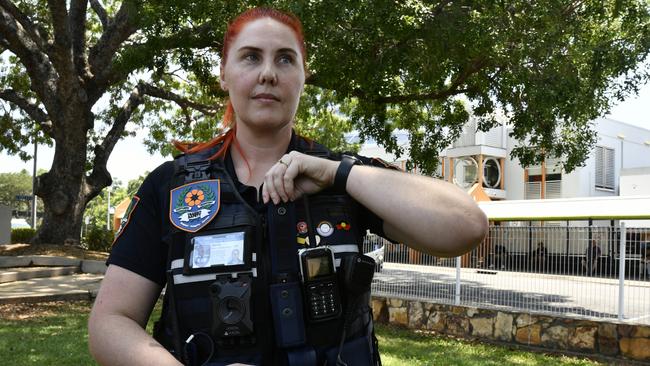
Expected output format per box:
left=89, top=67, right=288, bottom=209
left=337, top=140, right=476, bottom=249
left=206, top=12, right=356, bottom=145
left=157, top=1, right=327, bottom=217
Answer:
left=349, top=153, right=402, bottom=243
left=106, top=162, right=174, bottom=286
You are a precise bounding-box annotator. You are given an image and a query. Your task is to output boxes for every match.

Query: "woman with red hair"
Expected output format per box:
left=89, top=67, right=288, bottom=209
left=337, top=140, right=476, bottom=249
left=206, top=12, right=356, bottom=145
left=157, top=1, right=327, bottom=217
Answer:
left=89, top=7, right=487, bottom=366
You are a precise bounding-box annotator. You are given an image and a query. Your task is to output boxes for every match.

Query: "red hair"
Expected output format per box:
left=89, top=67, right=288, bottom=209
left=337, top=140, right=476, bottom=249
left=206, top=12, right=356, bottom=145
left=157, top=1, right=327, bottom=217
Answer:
left=173, top=7, right=307, bottom=161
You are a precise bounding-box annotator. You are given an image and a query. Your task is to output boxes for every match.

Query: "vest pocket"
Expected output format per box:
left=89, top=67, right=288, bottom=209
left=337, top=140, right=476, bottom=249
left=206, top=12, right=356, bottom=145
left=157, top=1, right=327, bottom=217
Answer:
left=324, top=333, right=374, bottom=366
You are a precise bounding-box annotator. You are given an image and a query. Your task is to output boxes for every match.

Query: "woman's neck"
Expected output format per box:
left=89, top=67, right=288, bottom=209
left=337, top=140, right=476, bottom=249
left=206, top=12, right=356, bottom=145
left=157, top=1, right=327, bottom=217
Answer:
left=230, top=124, right=293, bottom=187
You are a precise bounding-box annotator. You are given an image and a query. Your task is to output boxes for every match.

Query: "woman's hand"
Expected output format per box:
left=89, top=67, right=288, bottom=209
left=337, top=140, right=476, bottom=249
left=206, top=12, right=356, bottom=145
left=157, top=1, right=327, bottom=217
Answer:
left=262, top=151, right=338, bottom=204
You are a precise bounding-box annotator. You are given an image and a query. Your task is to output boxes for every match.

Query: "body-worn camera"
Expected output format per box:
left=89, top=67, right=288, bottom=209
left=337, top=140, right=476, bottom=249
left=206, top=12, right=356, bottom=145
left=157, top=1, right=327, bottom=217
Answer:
left=298, top=247, right=342, bottom=322
left=209, top=273, right=254, bottom=338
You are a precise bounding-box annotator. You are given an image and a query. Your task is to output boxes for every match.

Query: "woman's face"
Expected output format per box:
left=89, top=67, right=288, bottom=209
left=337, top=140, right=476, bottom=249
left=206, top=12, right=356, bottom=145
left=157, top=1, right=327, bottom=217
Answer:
left=221, top=18, right=305, bottom=133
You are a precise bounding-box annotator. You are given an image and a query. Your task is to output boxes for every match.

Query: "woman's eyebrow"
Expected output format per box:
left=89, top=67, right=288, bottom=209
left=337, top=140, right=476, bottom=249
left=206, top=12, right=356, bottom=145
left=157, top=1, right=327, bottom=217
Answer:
left=236, top=46, right=298, bottom=56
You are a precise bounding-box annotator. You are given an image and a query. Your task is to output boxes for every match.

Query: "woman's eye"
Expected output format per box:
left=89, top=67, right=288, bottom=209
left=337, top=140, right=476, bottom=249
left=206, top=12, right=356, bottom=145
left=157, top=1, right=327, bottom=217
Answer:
left=278, top=54, right=294, bottom=64
left=244, top=53, right=259, bottom=62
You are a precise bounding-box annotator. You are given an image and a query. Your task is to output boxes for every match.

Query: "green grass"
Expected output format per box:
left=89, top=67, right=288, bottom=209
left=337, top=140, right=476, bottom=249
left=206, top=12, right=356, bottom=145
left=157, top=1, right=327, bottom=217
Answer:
left=0, top=301, right=603, bottom=366
left=375, top=324, right=602, bottom=366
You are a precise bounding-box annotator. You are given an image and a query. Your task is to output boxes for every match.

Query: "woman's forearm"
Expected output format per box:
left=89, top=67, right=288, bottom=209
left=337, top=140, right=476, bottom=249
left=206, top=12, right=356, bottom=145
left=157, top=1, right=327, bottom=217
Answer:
left=88, top=312, right=181, bottom=366
left=345, top=165, right=488, bottom=257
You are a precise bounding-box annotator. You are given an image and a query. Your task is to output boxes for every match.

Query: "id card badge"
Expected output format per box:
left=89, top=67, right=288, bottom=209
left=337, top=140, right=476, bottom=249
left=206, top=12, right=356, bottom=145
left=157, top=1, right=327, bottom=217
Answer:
left=183, top=229, right=251, bottom=275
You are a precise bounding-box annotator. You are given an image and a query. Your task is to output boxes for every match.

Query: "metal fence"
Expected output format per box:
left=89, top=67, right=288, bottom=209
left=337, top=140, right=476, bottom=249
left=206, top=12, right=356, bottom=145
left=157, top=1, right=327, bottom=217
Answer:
left=363, top=223, right=650, bottom=325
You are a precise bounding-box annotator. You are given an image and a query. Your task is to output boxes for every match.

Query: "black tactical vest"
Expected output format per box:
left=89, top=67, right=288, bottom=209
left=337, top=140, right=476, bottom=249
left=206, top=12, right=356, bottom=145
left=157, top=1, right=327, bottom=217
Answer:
left=153, top=140, right=380, bottom=366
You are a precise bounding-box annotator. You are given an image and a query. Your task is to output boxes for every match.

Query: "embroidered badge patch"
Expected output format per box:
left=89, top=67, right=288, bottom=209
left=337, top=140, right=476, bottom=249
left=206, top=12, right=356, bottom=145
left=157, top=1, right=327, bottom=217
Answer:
left=169, top=179, right=220, bottom=232
left=113, top=196, right=140, bottom=243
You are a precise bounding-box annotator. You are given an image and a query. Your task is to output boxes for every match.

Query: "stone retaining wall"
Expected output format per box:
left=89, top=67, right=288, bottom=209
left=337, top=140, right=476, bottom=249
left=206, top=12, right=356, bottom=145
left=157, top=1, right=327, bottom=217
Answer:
left=371, top=296, right=650, bottom=362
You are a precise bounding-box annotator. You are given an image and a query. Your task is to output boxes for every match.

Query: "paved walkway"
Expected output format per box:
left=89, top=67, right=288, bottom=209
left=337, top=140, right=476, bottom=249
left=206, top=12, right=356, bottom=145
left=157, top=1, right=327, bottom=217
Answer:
left=0, top=255, right=105, bottom=304
left=0, top=273, right=103, bottom=304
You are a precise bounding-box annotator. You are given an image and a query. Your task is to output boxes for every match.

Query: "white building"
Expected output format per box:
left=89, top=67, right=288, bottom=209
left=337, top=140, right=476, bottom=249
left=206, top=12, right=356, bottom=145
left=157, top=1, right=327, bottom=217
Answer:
left=361, top=117, right=650, bottom=201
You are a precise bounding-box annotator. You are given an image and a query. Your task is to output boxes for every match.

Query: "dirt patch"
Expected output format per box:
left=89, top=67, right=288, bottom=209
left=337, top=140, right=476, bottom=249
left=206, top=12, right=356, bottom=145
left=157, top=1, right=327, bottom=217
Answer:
left=0, top=244, right=108, bottom=261
left=0, top=300, right=91, bottom=321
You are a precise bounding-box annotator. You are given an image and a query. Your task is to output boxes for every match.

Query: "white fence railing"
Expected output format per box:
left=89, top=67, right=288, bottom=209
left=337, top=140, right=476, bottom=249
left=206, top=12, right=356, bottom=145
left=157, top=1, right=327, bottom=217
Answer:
left=363, top=224, right=650, bottom=324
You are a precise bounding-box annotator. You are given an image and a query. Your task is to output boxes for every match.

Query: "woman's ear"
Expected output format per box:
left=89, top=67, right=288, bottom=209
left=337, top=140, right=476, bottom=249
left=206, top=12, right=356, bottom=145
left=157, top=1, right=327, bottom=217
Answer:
left=220, top=66, right=228, bottom=91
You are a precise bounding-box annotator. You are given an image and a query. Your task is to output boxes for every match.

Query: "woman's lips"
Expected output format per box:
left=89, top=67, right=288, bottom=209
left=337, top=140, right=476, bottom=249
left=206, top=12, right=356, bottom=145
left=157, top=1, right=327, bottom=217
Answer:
left=252, top=93, right=280, bottom=102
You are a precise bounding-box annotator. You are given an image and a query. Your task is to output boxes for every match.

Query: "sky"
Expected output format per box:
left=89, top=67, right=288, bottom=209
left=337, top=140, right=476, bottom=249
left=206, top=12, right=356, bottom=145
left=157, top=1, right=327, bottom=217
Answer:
left=1, top=83, right=649, bottom=185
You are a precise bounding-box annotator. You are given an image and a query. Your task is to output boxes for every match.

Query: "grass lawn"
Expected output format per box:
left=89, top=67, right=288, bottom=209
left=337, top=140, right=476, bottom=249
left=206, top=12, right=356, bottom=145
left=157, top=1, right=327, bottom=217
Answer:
left=0, top=300, right=604, bottom=366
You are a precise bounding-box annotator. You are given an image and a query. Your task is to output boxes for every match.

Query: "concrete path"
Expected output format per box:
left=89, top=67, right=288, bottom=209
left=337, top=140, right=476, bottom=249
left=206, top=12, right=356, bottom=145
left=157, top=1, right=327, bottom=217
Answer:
left=0, top=255, right=105, bottom=304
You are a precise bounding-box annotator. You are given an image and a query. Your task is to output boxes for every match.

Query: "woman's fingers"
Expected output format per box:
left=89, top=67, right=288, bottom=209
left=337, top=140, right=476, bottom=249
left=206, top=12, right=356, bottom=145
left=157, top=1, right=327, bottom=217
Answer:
left=263, top=154, right=292, bottom=204
left=262, top=152, right=336, bottom=204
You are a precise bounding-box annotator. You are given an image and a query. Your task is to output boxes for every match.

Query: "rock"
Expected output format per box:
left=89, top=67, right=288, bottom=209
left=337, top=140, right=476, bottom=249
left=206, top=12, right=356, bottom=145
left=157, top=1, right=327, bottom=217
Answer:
left=620, top=338, right=650, bottom=361
left=408, top=302, right=424, bottom=328
left=515, top=325, right=542, bottom=345
left=388, top=298, right=403, bottom=308
left=426, top=311, right=445, bottom=332
left=466, top=307, right=478, bottom=317
left=447, top=316, right=470, bottom=336
left=598, top=323, right=618, bottom=339
left=371, top=298, right=387, bottom=322
left=598, top=323, right=619, bottom=356
left=389, top=306, right=408, bottom=326
left=494, top=312, right=513, bottom=341
left=632, top=326, right=650, bottom=338
left=516, top=314, right=536, bottom=328
left=470, top=317, right=493, bottom=338
left=618, top=324, right=634, bottom=338
left=569, top=326, right=597, bottom=350
left=541, top=325, right=568, bottom=349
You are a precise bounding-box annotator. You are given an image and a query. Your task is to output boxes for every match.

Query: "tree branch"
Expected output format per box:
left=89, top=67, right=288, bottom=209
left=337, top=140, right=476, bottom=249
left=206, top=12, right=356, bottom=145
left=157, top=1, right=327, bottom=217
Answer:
left=0, top=89, right=49, bottom=123
left=0, top=0, right=46, bottom=50
left=138, top=83, right=221, bottom=116
left=86, top=84, right=145, bottom=196
left=88, top=21, right=218, bottom=103
left=89, top=0, right=108, bottom=29
left=46, top=0, right=80, bottom=87
left=0, top=6, right=58, bottom=111
left=69, top=0, right=91, bottom=80
left=88, top=1, right=139, bottom=89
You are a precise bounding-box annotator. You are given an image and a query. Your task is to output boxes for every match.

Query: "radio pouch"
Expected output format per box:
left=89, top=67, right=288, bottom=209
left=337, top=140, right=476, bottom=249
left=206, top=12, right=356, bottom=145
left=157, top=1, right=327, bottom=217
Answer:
left=267, top=202, right=307, bottom=348
left=270, top=281, right=306, bottom=347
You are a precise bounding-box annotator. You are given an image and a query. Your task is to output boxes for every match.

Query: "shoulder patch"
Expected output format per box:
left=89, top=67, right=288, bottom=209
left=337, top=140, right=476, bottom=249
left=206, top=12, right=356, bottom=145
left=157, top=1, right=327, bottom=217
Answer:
left=113, top=196, right=141, bottom=244
left=169, top=179, right=220, bottom=232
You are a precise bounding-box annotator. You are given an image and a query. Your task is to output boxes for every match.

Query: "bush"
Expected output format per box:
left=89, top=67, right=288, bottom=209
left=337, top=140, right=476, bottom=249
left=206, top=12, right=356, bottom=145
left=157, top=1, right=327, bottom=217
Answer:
left=11, top=228, right=36, bottom=244
left=83, top=226, right=114, bottom=252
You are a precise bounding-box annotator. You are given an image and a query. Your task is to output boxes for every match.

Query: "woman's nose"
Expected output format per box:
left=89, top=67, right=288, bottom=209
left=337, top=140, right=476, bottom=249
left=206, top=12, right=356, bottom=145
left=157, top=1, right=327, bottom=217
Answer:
left=259, top=61, right=278, bottom=85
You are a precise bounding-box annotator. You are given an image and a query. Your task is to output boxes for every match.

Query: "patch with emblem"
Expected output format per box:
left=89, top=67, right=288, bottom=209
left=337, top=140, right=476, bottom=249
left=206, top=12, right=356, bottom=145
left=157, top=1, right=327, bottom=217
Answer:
left=316, top=221, right=334, bottom=237
left=169, top=179, right=220, bottom=232
left=296, top=221, right=308, bottom=235
left=336, top=221, right=351, bottom=231
left=113, top=196, right=140, bottom=243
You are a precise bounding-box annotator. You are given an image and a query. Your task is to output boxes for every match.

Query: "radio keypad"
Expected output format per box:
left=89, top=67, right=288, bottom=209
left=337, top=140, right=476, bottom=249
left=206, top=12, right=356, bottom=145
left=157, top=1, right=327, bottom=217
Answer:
left=307, top=282, right=340, bottom=319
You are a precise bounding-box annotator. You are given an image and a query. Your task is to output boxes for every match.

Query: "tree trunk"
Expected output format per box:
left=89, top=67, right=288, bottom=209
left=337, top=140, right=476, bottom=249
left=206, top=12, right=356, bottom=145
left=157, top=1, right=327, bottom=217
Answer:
left=31, top=105, right=103, bottom=245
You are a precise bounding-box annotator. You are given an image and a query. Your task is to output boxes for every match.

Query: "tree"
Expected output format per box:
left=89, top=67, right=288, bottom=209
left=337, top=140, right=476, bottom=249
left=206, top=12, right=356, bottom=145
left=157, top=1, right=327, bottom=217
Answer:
left=0, top=1, right=648, bottom=244
left=0, top=170, right=44, bottom=221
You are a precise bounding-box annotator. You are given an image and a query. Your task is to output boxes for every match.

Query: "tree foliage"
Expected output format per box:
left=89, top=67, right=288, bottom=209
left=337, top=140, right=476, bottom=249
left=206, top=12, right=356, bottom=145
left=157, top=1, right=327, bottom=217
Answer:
left=0, top=0, right=648, bottom=243
left=0, top=170, right=44, bottom=219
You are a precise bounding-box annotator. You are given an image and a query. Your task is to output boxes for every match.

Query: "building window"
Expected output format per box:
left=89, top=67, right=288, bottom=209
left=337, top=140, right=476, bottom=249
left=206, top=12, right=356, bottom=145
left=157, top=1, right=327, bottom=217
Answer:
left=525, top=159, right=562, bottom=200
left=595, top=146, right=615, bottom=190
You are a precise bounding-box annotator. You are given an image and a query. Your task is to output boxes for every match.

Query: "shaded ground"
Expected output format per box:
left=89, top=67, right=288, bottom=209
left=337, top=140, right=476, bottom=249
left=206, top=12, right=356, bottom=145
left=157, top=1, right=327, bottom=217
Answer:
left=0, top=244, right=108, bottom=261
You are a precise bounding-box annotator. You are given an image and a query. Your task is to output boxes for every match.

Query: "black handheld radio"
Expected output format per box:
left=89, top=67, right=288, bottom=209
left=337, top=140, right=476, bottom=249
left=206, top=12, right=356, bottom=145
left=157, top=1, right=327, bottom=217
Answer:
left=298, top=247, right=342, bottom=322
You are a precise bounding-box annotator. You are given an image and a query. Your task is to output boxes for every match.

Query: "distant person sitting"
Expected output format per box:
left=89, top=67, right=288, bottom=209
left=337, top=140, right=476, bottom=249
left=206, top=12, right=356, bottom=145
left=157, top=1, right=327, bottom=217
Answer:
left=227, top=248, right=243, bottom=265
left=491, top=244, right=508, bottom=270
left=582, top=240, right=601, bottom=276
left=531, top=241, right=548, bottom=272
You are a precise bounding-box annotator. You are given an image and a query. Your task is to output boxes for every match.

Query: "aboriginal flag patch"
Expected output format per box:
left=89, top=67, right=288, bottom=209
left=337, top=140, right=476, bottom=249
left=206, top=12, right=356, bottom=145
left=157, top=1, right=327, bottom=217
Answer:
left=169, top=179, right=220, bottom=232
left=113, top=196, right=140, bottom=243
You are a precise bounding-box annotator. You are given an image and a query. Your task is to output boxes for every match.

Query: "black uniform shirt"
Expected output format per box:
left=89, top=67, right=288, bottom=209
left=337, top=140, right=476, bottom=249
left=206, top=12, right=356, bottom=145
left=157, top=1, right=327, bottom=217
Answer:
left=108, top=134, right=390, bottom=287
